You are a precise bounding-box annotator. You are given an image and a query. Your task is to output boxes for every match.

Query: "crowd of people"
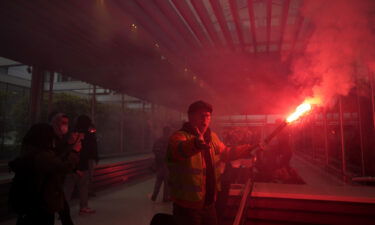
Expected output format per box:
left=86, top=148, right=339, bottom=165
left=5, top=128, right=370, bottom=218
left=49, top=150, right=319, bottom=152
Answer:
left=9, top=112, right=98, bottom=225
left=222, top=126, right=259, bottom=146
left=8, top=100, right=302, bottom=225
left=221, top=122, right=303, bottom=185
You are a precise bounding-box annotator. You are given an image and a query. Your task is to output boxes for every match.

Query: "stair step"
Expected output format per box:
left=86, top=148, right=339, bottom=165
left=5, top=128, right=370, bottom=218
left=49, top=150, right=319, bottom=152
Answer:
left=223, top=183, right=375, bottom=225
left=245, top=208, right=374, bottom=225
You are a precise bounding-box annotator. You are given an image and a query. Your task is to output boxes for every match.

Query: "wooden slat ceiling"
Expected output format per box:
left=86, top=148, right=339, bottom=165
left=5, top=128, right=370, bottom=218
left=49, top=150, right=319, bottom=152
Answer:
left=0, top=0, right=311, bottom=114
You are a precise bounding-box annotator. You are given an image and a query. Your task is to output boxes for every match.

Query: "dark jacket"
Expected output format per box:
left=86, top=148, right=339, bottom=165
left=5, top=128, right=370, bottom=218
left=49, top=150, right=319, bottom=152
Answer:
left=9, top=146, right=77, bottom=213
left=78, top=132, right=98, bottom=171
left=35, top=149, right=77, bottom=212
left=53, top=134, right=80, bottom=173
left=152, top=136, right=169, bottom=169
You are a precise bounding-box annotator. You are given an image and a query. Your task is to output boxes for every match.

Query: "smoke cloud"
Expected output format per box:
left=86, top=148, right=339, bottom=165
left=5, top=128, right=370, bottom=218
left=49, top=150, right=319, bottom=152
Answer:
left=290, top=0, right=375, bottom=108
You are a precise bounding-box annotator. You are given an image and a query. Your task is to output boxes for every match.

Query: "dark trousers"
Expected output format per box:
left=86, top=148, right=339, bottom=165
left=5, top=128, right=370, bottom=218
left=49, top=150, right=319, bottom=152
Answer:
left=58, top=199, right=74, bottom=225
left=151, top=166, right=169, bottom=201
left=16, top=208, right=54, bottom=225
left=88, top=159, right=97, bottom=195
left=173, top=203, right=218, bottom=225
left=64, top=171, right=90, bottom=208
left=150, top=213, right=176, bottom=225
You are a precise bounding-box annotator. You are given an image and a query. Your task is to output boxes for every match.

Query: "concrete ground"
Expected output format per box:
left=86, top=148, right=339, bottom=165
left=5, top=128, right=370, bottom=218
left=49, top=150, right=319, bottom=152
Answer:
left=2, top=155, right=375, bottom=225
left=0, top=175, right=172, bottom=225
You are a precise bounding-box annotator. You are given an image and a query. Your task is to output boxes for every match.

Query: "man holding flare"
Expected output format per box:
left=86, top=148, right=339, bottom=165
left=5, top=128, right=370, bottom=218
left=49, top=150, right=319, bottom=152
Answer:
left=167, top=100, right=265, bottom=225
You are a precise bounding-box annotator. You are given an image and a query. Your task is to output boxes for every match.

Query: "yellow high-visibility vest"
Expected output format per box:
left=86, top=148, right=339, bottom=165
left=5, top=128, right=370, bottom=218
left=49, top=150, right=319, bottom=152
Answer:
left=167, top=130, right=227, bottom=209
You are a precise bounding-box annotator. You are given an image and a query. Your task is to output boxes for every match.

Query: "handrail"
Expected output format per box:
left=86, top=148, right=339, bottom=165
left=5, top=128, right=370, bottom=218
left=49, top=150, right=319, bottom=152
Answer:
left=232, top=178, right=254, bottom=225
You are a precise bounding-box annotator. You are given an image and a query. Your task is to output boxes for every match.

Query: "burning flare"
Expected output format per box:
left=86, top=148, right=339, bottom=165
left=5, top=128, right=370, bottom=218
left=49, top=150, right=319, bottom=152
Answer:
left=263, top=98, right=317, bottom=145
left=286, top=102, right=312, bottom=123
left=262, top=98, right=316, bottom=146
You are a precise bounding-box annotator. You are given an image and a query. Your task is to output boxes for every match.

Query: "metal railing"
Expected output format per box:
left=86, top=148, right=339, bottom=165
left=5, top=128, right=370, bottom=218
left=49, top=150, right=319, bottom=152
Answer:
left=92, top=157, right=153, bottom=190
left=232, top=178, right=254, bottom=225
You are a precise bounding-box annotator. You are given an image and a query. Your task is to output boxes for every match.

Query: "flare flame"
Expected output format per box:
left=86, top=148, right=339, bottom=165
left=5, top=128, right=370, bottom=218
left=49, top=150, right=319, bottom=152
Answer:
left=286, top=102, right=312, bottom=123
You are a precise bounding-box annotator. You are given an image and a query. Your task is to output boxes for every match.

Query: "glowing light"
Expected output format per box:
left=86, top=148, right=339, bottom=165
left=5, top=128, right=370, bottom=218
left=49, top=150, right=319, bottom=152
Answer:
left=286, top=102, right=312, bottom=123
left=131, top=24, right=137, bottom=29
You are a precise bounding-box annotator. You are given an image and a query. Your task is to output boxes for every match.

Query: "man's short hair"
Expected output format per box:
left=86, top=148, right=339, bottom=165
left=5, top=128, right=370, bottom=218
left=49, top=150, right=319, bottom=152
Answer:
left=188, top=100, right=213, bottom=115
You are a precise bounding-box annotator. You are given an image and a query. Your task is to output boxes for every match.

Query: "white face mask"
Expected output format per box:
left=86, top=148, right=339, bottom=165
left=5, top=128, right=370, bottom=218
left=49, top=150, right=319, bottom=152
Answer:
left=60, top=125, right=68, bottom=135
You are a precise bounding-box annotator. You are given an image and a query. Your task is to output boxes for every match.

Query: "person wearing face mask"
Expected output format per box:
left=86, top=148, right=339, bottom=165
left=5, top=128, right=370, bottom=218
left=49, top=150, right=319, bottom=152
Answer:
left=167, top=101, right=266, bottom=225
left=49, top=112, right=70, bottom=155
left=9, top=123, right=78, bottom=225
left=49, top=112, right=80, bottom=225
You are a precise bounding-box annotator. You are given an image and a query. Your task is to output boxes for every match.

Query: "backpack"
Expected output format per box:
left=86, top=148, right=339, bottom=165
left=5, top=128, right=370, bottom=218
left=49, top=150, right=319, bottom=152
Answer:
left=150, top=213, right=176, bottom=225
left=8, top=154, right=39, bottom=214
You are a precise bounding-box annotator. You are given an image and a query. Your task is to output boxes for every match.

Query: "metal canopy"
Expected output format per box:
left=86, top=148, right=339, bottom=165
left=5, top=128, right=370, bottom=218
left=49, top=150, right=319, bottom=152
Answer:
left=0, top=0, right=310, bottom=114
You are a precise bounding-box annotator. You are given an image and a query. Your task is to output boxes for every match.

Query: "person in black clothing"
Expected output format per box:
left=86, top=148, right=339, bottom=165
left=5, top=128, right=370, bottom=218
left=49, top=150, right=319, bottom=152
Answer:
left=64, top=115, right=98, bottom=215
left=76, top=115, right=99, bottom=197
left=151, top=126, right=171, bottom=202
left=9, top=123, right=77, bottom=225
left=276, top=128, right=292, bottom=168
left=49, top=112, right=80, bottom=225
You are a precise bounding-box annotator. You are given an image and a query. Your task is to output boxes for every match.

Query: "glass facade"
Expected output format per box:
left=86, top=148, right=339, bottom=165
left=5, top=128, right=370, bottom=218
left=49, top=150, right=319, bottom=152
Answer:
left=0, top=59, right=183, bottom=161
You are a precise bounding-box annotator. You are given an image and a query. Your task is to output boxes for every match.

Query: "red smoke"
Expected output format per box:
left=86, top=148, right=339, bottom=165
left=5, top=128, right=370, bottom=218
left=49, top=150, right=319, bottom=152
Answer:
left=289, top=0, right=375, bottom=108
